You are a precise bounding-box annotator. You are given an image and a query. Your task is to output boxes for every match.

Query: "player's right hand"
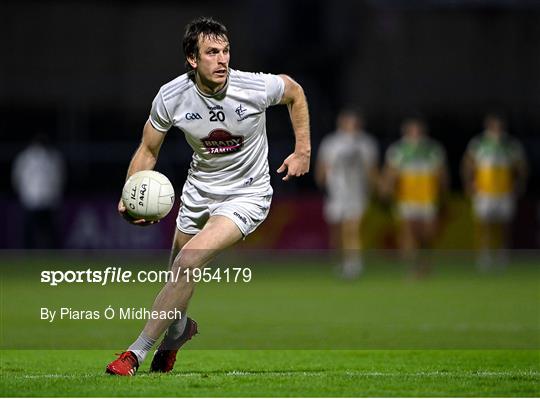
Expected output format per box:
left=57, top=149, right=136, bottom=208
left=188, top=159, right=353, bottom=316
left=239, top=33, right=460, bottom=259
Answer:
left=277, top=152, right=310, bottom=181
left=117, top=198, right=159, bottom=226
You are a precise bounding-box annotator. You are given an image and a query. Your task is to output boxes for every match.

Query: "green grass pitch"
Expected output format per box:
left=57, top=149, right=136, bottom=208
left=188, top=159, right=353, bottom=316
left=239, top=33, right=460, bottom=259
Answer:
left=1, top=252, right=539, bottom=396
left=2, top=349, right=539, bottom=396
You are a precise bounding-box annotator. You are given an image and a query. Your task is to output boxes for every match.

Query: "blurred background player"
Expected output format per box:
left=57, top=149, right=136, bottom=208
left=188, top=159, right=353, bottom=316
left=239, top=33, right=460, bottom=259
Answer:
left=316, top=109, right=379, bottom=279
left=381, top=118, right=448, bottom=277
left=12, top=133, right=66, bottom=249
left=461, top=113, right=528, bottom=270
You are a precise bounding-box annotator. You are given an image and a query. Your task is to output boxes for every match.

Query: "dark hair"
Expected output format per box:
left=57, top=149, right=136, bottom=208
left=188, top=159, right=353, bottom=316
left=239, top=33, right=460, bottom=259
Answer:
left=182, top=17, right=228, bottom=70
left=484, top=111, right=506, bottom=124
left=338, top=106, right=364, bottom=120
left=402, top=117, right=427, bottom=132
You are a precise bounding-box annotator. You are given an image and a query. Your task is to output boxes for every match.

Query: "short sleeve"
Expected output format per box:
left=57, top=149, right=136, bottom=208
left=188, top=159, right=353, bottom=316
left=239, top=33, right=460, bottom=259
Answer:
left=262, top=74, right=285, bottom=108
left=317, top=136, right=332, bottom=164
left=148, top=89, right=173, bottom=132
left=385, top=144, right=401, bottom=169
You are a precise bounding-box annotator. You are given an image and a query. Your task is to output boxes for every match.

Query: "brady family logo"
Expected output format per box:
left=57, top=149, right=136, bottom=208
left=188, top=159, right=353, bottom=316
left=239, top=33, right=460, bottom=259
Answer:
left=201, top=129, right=244, bottom=154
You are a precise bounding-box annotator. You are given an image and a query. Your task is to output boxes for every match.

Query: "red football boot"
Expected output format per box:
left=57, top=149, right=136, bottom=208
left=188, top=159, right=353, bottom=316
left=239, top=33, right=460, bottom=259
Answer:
left=150, top=318, right=198, bottom=373
left=106, top=351, right=139, bottom=376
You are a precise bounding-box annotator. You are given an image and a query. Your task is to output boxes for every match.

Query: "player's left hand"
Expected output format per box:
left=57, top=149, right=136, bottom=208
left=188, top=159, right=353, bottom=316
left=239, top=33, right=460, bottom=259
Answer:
left=277, top=152, right=310, bottom=181
left=118, top=198, right=159, bottom=226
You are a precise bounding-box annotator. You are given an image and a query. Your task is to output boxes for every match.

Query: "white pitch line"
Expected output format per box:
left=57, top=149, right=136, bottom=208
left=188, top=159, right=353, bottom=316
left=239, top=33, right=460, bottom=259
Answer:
left=17, top=370, right=540, bottom=379
left=226, top=370, right=540, bottom=378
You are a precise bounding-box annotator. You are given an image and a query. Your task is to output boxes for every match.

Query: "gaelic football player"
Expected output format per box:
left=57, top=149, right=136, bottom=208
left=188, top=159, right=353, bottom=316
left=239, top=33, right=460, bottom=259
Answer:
left=106, top=17, right=310, bottom=376
left=316, top=109, right=379, bottom=278
left=461, top=113, right=527, bottom=270
left=381, top=118, right=448, bottom=277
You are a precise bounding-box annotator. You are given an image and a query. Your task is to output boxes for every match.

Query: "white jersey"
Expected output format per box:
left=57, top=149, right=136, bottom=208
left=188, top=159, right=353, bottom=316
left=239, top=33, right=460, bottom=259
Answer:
left=318, top=131, right=378, bottom=203
left=149, top=69, right=285, bottom=196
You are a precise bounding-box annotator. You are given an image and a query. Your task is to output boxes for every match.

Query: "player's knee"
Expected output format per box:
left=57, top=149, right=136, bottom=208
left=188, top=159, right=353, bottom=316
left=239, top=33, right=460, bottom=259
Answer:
left=169, top=265, right=194, bottom=288
left=172, top=247, right=203, bottom=269
left=170, top=250, right=204, bottom=286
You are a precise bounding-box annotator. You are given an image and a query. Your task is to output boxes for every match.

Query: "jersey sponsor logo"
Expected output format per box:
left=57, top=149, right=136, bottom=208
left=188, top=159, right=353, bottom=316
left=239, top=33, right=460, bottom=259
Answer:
left=185, top=113, right=202, bottom=120
left=233, top=211, right=248, bottom=224
left=201, top=129, right=244, bottom=154
left=207, top=104, right=223, bottom=111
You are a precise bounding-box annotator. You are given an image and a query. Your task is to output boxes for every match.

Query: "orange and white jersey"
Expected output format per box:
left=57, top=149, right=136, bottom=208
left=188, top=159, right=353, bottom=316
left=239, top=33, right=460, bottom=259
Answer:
left=466, top=133, right=525, bottom=198
left=386, top=137, right=446, bottom=207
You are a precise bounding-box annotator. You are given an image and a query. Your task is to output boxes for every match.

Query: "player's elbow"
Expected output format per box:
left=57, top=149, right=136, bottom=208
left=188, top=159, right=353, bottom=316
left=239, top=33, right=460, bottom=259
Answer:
left=290, top=78, right=305, bottom=100
left=280, top=74, right=305, bottom=104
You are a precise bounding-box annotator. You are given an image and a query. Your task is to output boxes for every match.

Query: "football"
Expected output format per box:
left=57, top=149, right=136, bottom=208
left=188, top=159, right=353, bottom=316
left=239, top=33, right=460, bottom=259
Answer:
left=121, top=170, right=175, bottom=221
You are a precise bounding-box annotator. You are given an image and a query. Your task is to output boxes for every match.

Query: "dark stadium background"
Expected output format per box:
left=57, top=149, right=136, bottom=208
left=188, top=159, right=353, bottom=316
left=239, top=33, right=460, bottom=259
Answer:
left=1, top=0, right=539, bottom=249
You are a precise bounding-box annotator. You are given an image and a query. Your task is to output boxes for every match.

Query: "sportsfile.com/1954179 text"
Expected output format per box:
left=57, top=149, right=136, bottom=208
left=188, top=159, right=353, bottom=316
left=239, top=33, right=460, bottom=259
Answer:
left=40, top=267, right=252, bottom=286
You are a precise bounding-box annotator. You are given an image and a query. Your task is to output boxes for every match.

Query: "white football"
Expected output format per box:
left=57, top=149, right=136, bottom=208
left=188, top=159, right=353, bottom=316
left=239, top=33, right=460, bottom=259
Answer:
left=121, top=170, right=175, bottom=221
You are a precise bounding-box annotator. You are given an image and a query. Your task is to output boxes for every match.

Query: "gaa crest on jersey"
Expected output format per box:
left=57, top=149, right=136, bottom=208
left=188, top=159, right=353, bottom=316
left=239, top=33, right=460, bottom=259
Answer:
left=202, top=129, right=244, bottom=154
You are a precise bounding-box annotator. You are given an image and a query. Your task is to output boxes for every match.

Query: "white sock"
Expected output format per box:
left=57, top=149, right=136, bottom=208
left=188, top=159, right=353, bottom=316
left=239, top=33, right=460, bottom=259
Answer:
left=477, top=249, right=492, bottom=272
left=128, top=333, right=157, bottom=364
left=342, top=254, right=363, bottom=279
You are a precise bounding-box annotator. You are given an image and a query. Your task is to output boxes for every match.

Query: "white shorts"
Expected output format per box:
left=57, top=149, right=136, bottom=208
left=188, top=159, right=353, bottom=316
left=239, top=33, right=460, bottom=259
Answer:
left=176, top=181, right=272, bottom=237
left=324, top=198, right=367, bottom=223
left=473, top=195, right=515, bottom=223
left=397, top=203, right=437, bottom=221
